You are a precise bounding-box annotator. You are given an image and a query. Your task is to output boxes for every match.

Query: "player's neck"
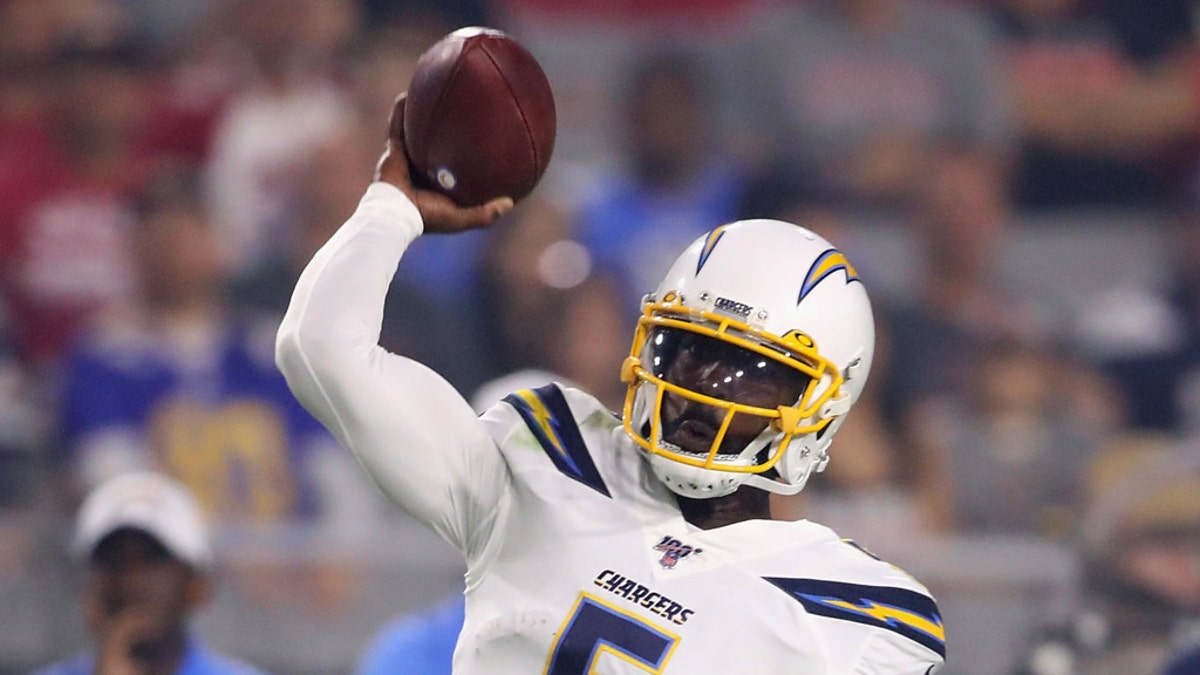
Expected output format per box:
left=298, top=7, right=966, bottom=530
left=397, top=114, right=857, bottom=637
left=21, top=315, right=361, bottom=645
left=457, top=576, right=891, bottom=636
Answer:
left=676, top=487, right=770, bottom=530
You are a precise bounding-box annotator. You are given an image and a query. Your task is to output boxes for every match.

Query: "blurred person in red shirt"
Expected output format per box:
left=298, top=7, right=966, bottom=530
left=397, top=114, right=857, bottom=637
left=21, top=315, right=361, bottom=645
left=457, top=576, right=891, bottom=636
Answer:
left=0, top=40, right=161, bottom=366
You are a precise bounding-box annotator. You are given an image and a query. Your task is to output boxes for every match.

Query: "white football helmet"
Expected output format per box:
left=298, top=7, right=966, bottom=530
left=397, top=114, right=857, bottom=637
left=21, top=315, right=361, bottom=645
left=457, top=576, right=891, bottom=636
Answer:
left=620, top=219, right=874, bottom=498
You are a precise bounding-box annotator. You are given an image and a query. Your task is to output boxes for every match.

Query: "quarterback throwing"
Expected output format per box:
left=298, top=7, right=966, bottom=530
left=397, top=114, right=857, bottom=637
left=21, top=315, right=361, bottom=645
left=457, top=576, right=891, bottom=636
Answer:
left=276, top=102, right=945, bottom=674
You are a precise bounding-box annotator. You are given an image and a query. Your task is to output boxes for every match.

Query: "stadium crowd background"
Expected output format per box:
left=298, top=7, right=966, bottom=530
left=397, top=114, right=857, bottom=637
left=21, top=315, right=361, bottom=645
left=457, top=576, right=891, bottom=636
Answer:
left=1, top=0, right=1199, bottom=673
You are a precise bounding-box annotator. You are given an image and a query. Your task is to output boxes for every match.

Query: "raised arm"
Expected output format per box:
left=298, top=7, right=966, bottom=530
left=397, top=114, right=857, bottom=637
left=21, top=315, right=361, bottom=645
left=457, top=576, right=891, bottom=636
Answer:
left=275, top=99, right=514, bottom=557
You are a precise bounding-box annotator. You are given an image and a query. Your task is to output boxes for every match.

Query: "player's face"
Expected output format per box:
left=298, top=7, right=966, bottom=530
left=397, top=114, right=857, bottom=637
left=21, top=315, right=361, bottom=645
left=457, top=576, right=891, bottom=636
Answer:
left=649, top=328, right=809, bottom=456
left=84, top=529, right=201, bottom=653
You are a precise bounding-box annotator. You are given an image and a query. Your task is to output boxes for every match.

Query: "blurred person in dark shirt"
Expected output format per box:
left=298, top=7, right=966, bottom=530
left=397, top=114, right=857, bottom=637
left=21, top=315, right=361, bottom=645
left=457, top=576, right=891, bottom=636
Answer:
left=992, top=0, right=1175, bottom=207
left=879, top=148, right=1071, bottom=530
left=1077, top=208, right=1200, bottom=433
left=577, top=47, right=749, bottom=311
left=880, top=149, right=1026, bottom=420
left=906, top=335, right=1100, bottom=536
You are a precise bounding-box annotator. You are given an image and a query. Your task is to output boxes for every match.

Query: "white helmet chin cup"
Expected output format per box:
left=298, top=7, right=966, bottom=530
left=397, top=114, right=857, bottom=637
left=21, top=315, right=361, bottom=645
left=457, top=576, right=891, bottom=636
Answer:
left=620, top=219, right=875, bottom=500
left=649, top=454, right=745, bottom=499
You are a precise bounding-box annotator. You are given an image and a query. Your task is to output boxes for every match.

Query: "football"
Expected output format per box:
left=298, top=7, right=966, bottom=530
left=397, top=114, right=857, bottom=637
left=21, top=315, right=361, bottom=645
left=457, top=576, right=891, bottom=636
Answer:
left=402, top=27, right=557, bottom=207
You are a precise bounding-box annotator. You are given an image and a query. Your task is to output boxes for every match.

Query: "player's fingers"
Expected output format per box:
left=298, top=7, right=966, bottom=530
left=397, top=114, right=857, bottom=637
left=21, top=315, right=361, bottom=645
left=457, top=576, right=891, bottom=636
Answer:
left=481, top=196, right=515, bottom=222
left=442, top=196, right=514, bottom=230
left=417, top=194, right=513, bottom=232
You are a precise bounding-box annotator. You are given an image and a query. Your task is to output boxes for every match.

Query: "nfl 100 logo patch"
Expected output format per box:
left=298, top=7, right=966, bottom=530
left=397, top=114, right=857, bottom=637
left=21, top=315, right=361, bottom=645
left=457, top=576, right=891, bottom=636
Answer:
left=653, top=535, right=703, bottom=569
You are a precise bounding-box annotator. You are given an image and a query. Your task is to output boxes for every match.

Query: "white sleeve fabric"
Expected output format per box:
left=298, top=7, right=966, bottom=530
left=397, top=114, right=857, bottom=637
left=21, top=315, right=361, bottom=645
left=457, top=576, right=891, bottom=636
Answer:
left=275, top=182, right=509, bottom=560
left=852, top=633, right=943, bottom=674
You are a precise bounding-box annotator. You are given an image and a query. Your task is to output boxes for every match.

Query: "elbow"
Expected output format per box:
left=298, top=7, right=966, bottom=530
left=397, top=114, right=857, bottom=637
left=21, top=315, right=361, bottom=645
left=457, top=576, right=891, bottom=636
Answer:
left=274, top=310, right=337, bottom=388
left=274, top=320, right=303, bottom=379
left=275, top=317, right=315, bottom=392
left=274, top=309, right=363, bottom=390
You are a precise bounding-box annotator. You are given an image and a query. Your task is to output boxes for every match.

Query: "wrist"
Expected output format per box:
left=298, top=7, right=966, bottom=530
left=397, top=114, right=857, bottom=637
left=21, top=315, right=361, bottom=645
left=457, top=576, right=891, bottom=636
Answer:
left=360, top=183, right=424, bottom=239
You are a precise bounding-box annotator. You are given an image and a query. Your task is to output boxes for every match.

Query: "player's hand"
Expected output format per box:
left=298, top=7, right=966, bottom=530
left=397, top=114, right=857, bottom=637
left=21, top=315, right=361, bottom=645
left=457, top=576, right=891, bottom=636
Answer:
left=94, top=608, right=156, bottom=675
left=377, top=93, right=514, bottom=233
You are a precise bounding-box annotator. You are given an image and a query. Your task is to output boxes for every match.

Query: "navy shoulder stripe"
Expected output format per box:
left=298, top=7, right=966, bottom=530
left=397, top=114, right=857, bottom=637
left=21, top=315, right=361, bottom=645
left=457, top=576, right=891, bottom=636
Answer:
left=764, top=577, right=945, bottom=658
left=503, top=384, right=611, bottom=497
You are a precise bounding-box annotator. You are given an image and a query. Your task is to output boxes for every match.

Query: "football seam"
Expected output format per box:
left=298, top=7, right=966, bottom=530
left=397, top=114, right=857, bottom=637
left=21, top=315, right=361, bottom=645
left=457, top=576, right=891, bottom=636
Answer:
left=477, top=40, right=539, bottom=196
left=422, top=38, right=474, bottom=182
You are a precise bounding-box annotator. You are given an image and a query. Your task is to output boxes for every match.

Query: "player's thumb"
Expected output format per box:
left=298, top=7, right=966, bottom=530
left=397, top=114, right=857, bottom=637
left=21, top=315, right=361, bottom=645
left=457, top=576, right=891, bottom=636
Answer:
left=415, top=194, right=513, bottom=233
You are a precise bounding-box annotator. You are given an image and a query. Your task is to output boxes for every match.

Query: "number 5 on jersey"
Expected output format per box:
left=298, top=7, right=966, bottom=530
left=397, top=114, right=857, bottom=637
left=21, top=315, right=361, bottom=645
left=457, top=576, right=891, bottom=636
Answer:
left=544, top=593, right=680, bottom=674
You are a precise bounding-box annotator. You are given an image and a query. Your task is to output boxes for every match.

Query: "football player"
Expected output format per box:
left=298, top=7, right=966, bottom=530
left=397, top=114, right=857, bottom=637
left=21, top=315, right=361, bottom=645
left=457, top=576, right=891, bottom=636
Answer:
left=276, top=99, right=946, bottom=673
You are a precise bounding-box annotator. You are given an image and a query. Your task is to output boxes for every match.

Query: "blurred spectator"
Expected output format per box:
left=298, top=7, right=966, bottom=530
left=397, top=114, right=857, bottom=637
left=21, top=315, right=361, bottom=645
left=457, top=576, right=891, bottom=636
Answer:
left=230, top=136, right=488, bottom=394
left=33, top=471, right=267, bottom=675
left=993, top=0, right=1176, bottom=207
left=0, top=1, right=57, bottom=178
left=880, top=149, right=1027, bottom=421
left=878, top=148, right=1061, bottom=530
left=355, top=595, right=463, bottom=675
left=1077, top=211, right=1200, bottom=433
left=476, top=194, right=591, bottom=380
left=906, top=336, right=1100, bottom=537
left=0, top=40, right=160, bottom=365
left=1067, top=435, right=1200, bottom=675
left=728, top=0, right=1010, bottom=207
left=577, top=47, right=749, bottom=310
left=204, top=0, right=358, bottom=280
left=58, top=170, right=380, bottom=544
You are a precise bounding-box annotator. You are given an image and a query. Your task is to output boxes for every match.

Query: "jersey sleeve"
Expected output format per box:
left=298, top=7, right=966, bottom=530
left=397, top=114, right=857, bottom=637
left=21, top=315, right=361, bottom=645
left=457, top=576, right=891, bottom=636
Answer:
left=275, top=182, right=510, bottom=561
left=850, top=632, right=943, bottom=674
left=765, top=536, right=946, bottom=674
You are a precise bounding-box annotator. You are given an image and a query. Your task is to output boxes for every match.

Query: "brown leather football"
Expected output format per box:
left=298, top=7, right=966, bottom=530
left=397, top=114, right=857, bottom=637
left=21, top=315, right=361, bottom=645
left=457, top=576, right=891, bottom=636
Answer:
left=402, top=27, right=557, bottom=207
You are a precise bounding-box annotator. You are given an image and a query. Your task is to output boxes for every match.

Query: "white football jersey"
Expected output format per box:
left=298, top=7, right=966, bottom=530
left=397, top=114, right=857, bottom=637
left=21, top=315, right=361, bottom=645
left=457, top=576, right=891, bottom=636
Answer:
left=276, top=183, right=946, bottom=675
